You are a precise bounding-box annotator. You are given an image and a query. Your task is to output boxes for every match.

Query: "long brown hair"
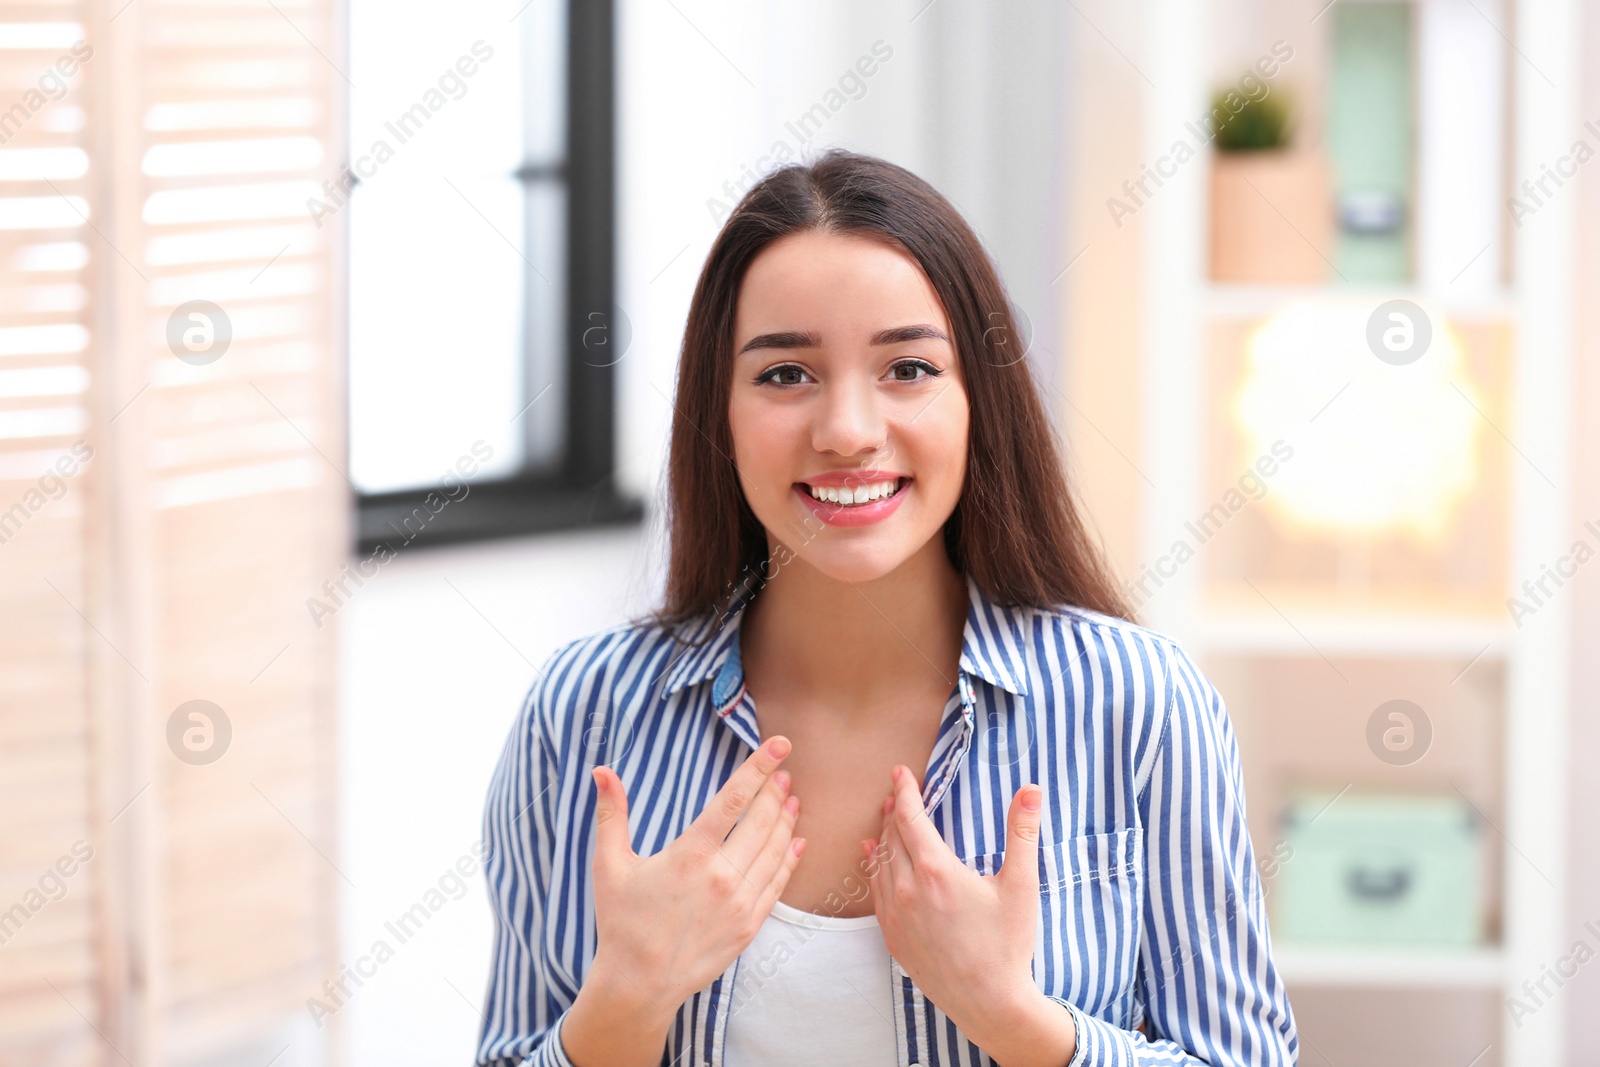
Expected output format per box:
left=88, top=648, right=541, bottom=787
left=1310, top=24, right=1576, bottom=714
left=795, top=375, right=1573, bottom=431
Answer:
left=648, top=148, right=1133, bottom=631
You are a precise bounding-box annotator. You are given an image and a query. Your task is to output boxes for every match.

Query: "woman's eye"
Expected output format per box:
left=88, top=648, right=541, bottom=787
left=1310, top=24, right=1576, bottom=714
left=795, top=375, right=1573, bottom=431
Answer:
left=890, top=359, right=942, bottom=382
left=754, top=361, right=942, bottom=386
left=755, top=364, right=811, bottom=386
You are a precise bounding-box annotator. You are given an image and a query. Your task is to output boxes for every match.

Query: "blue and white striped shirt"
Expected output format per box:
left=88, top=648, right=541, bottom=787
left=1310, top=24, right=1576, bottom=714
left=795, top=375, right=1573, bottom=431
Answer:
left=476, top=574, right=1298, bottom=1066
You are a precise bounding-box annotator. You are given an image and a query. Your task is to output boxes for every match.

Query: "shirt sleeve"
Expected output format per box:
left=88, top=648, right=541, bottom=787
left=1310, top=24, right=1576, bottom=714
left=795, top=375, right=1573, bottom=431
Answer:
left=1051, top=639, right=1299, bottom=1066
left=475, top=652, right=581, bottom=1067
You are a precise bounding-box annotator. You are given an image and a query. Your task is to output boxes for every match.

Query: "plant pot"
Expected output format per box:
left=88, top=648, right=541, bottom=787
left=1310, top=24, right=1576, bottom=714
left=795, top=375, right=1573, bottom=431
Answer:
left=1209, top=149, right=1333, bottom=283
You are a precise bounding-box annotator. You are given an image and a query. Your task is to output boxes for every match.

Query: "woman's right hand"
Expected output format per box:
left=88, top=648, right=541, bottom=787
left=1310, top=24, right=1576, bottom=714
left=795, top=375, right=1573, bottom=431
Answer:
left=584, top=735, right=806, bottom=1023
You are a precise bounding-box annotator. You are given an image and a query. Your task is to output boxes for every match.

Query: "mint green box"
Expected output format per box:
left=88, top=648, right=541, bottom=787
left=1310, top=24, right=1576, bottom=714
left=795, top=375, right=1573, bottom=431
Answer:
left=1275, top=792, right=1484, bottom=948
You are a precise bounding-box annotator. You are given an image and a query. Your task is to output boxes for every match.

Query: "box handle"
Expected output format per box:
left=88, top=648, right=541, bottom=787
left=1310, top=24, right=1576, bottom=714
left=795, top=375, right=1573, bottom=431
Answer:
left=1345, top=865, right=1412, bottom=902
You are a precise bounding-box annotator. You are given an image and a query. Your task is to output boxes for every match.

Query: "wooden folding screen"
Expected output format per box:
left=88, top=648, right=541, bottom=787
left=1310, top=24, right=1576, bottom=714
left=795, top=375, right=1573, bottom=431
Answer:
left=1, top=0, right=345, bottom=1063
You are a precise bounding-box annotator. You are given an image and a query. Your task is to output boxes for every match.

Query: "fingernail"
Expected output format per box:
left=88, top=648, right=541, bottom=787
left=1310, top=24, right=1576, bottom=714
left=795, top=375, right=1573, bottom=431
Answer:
left=792, top=838, right=807, bottom=857
left=784, top=795, right=799, bottom=814
left=774, top=770, right=790, bottom=792
left=1022, top=785, right=1041, bottom=812
left=591, top=768, right=605, bottom=792
left=767, top=736, right=791, bottom=759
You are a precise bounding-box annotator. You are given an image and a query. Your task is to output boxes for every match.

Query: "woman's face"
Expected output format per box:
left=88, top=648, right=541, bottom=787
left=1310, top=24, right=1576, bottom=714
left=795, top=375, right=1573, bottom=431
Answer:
left=728, top=230, right=970, bottom=584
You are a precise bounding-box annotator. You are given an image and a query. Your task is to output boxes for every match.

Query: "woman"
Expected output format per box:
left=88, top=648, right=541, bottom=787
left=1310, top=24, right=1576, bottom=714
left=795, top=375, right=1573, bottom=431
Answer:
left=476, top=150, right=1298, bottom=1067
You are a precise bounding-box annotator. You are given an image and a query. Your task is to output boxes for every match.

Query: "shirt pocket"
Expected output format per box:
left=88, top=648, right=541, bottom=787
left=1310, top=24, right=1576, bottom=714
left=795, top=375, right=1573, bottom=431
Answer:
left=964, top=827, right=1145, bottom=1016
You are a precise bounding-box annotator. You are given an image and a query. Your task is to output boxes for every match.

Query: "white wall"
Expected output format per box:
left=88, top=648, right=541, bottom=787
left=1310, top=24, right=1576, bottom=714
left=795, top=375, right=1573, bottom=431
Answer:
left=337, top=529, right=654, bottom=1066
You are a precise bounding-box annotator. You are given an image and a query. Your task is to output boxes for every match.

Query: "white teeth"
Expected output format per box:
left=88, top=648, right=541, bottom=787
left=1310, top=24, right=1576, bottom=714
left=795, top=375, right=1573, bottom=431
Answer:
left=807, top=479, right=903, bottom=506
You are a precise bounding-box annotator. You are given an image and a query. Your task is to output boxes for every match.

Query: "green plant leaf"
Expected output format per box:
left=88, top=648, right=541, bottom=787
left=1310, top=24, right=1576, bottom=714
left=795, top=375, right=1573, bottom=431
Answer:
left=1210, top=88, right=1292, bottom=151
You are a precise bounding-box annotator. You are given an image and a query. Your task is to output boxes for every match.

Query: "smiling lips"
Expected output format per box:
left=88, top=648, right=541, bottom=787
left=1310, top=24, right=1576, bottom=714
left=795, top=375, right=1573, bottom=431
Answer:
left=793, top=472, right=911, bottom=527
left=804, top=477, right=904, bottom=505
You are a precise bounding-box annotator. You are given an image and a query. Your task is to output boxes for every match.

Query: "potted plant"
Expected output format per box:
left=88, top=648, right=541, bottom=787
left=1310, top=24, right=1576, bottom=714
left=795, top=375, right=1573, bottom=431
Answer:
left=1208, top=86, right=1332, bottom=283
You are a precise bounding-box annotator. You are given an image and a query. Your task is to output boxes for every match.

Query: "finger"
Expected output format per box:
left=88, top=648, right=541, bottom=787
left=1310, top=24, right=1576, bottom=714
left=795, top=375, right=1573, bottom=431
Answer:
left=881, top=794, right=915, bottom=886
left=862, top=796, right=896, bottom=896
left=591, top=766, right=634, bottom=879
left=864, top=836, right=889, bottom=923
left=888, top=765, right=946, bottom=869
left=869, top=794, right=910, bottom=900
left=746, top=792, right=801, bottom=889
left=719, top=768, right=791, bottom=873
left=1001, top=783, right=1044, bottom=896
left=861, top=795, right=893, bottom=876
left=756, top=826, right=808, bottom=916
left=692, top=736, right=791, bottom=848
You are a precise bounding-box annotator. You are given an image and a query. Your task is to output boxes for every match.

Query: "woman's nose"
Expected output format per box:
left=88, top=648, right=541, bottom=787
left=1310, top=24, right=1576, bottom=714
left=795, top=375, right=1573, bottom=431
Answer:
left=810, top=378, right=886, bottom=457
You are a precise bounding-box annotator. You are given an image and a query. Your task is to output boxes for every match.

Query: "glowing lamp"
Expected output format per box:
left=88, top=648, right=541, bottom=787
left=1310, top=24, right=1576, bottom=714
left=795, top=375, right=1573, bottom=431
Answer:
left=1232, top=298, right=1482, bottom=542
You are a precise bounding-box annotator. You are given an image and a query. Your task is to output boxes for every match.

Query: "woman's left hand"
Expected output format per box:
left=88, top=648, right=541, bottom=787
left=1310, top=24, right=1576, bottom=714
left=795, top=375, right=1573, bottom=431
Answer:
left=862, top=765, right=1046, bottom=1038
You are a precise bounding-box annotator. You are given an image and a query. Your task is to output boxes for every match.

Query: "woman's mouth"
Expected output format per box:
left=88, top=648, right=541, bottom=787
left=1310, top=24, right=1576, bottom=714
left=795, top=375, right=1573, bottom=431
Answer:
left=792, top=476, right=911, bottom=527
left=803, top=477, right=908, bottom=506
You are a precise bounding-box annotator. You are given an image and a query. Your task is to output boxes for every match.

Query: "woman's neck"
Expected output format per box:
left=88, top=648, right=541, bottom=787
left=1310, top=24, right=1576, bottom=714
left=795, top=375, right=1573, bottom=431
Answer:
left=737, top=538, right=969, bottom=724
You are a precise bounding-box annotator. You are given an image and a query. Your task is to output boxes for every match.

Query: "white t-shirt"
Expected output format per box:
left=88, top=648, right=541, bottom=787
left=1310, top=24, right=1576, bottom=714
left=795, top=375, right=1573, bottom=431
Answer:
left=722, top=898, right=898, bottom=1065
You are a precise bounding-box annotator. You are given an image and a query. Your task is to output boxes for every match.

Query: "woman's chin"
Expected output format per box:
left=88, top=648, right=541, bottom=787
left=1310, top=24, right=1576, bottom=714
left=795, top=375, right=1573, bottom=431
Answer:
left=781, top=542, right=924, bottom=588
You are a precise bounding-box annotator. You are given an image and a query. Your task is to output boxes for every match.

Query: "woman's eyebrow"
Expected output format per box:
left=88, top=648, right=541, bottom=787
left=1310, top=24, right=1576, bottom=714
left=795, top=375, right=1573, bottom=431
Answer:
left=871, top=323, right=948, bottom=346
left=737, top=329, right=819, bottom=355
left=736, top=323, right=948, bottom=355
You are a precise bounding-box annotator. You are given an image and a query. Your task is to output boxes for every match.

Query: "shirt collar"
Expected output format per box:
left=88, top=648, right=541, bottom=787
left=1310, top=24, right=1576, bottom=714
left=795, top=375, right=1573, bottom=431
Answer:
left=659, top=572, right=1032, bottom=704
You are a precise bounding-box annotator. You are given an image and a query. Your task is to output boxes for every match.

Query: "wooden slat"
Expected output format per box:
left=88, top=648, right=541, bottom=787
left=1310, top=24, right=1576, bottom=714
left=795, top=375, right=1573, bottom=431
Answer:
left=1, top=0, right=343, bottom=1061
left=0, top=5, right=101, bottom=1064
left=137, top=0, right=344, bottom=1060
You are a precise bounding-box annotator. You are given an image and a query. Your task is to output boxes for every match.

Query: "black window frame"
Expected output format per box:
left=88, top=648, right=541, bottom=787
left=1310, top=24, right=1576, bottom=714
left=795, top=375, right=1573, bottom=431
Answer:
left=353, top=0, right=640, bottom=555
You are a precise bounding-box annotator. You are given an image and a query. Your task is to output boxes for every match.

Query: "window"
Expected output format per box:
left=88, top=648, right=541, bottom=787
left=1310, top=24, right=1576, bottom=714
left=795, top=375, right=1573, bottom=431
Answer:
left=347, top=0, right=635, bottom=552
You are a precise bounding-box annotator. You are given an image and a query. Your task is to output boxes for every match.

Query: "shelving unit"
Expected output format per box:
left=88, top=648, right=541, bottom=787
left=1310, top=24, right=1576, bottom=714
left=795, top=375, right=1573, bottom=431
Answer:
left=1139, top=1, right=1576, bottom=1064
left=1202, top=283, right=1519, bottom=322
left=1198, top=611, right=1510, bottom=659
left=1275, top=945, right=1506, bottom=989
